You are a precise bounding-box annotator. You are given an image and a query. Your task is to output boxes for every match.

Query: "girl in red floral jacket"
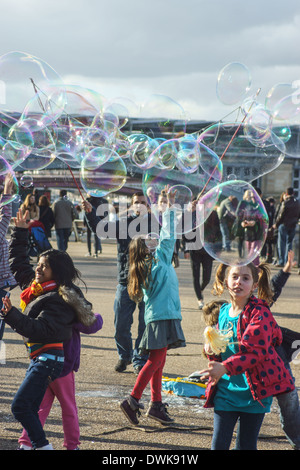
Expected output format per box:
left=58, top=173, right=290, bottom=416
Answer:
left=200, top=262, right=295, bottom=450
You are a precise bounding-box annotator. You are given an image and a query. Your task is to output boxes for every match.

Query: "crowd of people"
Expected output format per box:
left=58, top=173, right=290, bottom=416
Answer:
left=0, top=175, right=300, bottom=450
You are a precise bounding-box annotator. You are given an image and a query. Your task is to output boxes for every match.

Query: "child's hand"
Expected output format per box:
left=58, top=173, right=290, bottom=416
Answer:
left=13, top=209, right=30, bottom=229
left=164, top=184, right=177, bottom=207
left=199, top=361, right=227, bottom=386
left=1, top=296, right=12, bottom=316
left=283, top=250, right=296, bottom=273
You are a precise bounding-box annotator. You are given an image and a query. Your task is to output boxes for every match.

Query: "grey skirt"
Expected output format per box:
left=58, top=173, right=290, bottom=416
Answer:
left=139, top=319, right=186, bottom=355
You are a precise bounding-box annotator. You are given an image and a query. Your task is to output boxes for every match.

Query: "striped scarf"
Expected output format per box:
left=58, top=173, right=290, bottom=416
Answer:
left=20, top=280, right=58, bottom=312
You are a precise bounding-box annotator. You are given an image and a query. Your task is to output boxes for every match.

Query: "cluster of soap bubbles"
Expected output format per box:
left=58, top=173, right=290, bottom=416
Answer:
left=0, top=52, right=298, bottom=266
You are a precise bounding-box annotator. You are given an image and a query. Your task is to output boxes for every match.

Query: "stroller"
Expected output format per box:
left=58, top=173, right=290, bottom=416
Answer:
left=28, top=221, right=52, bottom=258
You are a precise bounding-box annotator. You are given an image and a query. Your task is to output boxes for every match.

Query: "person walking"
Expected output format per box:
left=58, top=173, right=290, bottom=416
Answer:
left=38, top=195, right=55, bottom=240
left=52, top=190, right=78, bottom=251
left=274, top=187, right=300, bottom=266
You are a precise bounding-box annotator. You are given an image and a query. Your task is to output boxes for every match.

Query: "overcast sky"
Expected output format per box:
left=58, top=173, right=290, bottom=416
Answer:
left=1, top=0, right=300, bottom=121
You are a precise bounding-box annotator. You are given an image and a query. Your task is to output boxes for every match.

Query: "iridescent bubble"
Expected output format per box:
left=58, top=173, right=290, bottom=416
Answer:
left=169, top=184, right=193, bottom=211
left=265, top=83, right=300, bottom=121
left=129, top=134, right=159, bottom=169
left=2, top=120, right=34, bottom=168
left=243, top=105, right=273, bottom=146
left=1, top=138, right=32, bottom=168
left=150, top=139, right=178, bottom=170
left=142, top=144, right=223, bottom=235
left=104, top=102, right=128, bottom=129
left=106, top=96, right=139, bottom=129
left=216, top=62, right=252, bottom=105
left=199, top=121, right=285, bottom=182
left=80, top=149, right=127, bottom=197
left=18, top=127, right=56, bottom=171
left=144, top=232, right=160, bottom=252
left=140, top=94, right=187, bottom=137
left=20, top=174, right=33, bottom=188
left=199, top=181, right=268, bottom=266
left=112, top=131, right=131, bottom=159
left=271, top=124, right=291, bottom=144
left=176, top=136, right=200, bottom=174
left=0, top=51, right=66, bottom=131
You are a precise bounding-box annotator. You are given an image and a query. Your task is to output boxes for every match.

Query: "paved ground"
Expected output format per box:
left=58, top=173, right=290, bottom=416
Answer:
left=0, top=234, right=299, bottom=452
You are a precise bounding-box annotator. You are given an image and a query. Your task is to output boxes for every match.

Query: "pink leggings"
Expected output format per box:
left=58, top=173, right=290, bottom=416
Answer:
left=131, top=347, right=167, bottom=402
left=19, top=371, right=80, bottom=450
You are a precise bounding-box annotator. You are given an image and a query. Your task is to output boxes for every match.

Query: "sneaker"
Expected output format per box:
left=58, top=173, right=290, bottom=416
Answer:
left=146, top=401, right=174, bottom=425
left=35, top=443, right=54, bottom=450
left=18, top=444, right=32, bottom=450
left=198, top=299, right=204, bottom=310
left=119, top=396, right=144, bottom=426
left=133, top=365, right=144, bottom=375
left=115, top=359, right=131, bottom=372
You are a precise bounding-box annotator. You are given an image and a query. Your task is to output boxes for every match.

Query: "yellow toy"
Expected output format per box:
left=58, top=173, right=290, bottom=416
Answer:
left=204, top=325, right=233, bottom=355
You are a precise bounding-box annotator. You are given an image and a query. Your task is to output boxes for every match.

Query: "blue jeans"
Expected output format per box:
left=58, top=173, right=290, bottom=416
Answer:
left=220, top=221, right=231, bottom=251
left=11, top=353, right=64, bottom=449
left=276, top=344, right=300, bottom=449
left=55, top=228, right=71, bottom=251
left=277, top=224, right=296, bottom=265
left=211, top=410, right=265, bottom=450
left=114, top=284, right=147, bottom=368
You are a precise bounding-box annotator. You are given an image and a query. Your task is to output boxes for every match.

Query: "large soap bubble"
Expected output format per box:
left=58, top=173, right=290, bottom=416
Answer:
left=142, top=141, right=223, bottom=235
left=128, top=134, right=159, bottom=169
left=199, top=121, right=285, bottom=181
left=18, top=127, right=56, bottom=171
left=140, top=94, right=187, bottom=137
left=243, top=105, right=273, bottom=147
left=265, top=83, right=300, bottom=121
left=216, top=62, right=252, bottom=105
left=0, top=51, right=66, bottom=131
left=198, top=181, right=268, bottom=266
left=80, top=148, right=127, bottom=197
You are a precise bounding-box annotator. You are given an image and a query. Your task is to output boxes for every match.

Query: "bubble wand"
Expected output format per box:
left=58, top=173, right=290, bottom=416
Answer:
left=197, top=88, right=261, bottom=200
left=30, top=78, right=85, bottom=201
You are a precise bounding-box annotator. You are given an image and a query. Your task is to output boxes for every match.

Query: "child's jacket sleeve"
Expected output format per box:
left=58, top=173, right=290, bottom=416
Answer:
left=74, top=313, right=103, bottom=335
left=156, top=208, right=176, bottom=264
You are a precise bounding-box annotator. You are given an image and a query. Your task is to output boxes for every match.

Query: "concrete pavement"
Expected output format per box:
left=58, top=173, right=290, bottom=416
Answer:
left=0, top=236, right=299, bottom=451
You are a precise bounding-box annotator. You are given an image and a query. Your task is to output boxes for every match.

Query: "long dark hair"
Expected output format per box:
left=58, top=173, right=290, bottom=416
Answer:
left=39, top=249, right=86, bottom=289
left=127, top=237, right=153, bottom=303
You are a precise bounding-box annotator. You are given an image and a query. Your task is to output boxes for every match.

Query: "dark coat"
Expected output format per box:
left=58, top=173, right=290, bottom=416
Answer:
left=275, top=196, right=300, bottom=229
left=4, top=228, right=87, bottom=345
left=86, top=208, right=152, bottom=285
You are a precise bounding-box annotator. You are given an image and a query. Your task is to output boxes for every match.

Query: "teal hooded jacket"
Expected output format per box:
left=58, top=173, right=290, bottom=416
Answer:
left=142, top=208, right=181, bottom=326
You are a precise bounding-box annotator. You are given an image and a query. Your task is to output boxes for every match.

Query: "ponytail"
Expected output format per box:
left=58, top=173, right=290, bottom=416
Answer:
left=212, top=263, right=228, bottom=296
left=256, top=262, right=274, bottom=304
left=212, top=262, right=274, bottom=305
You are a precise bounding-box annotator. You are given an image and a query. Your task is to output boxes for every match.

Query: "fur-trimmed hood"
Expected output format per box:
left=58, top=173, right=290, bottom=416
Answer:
left=58, top=285, right=96, bottom=327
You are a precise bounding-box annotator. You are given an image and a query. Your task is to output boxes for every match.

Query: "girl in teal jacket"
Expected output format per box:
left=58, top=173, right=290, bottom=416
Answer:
left=120, top=187, right=185, bottom=426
